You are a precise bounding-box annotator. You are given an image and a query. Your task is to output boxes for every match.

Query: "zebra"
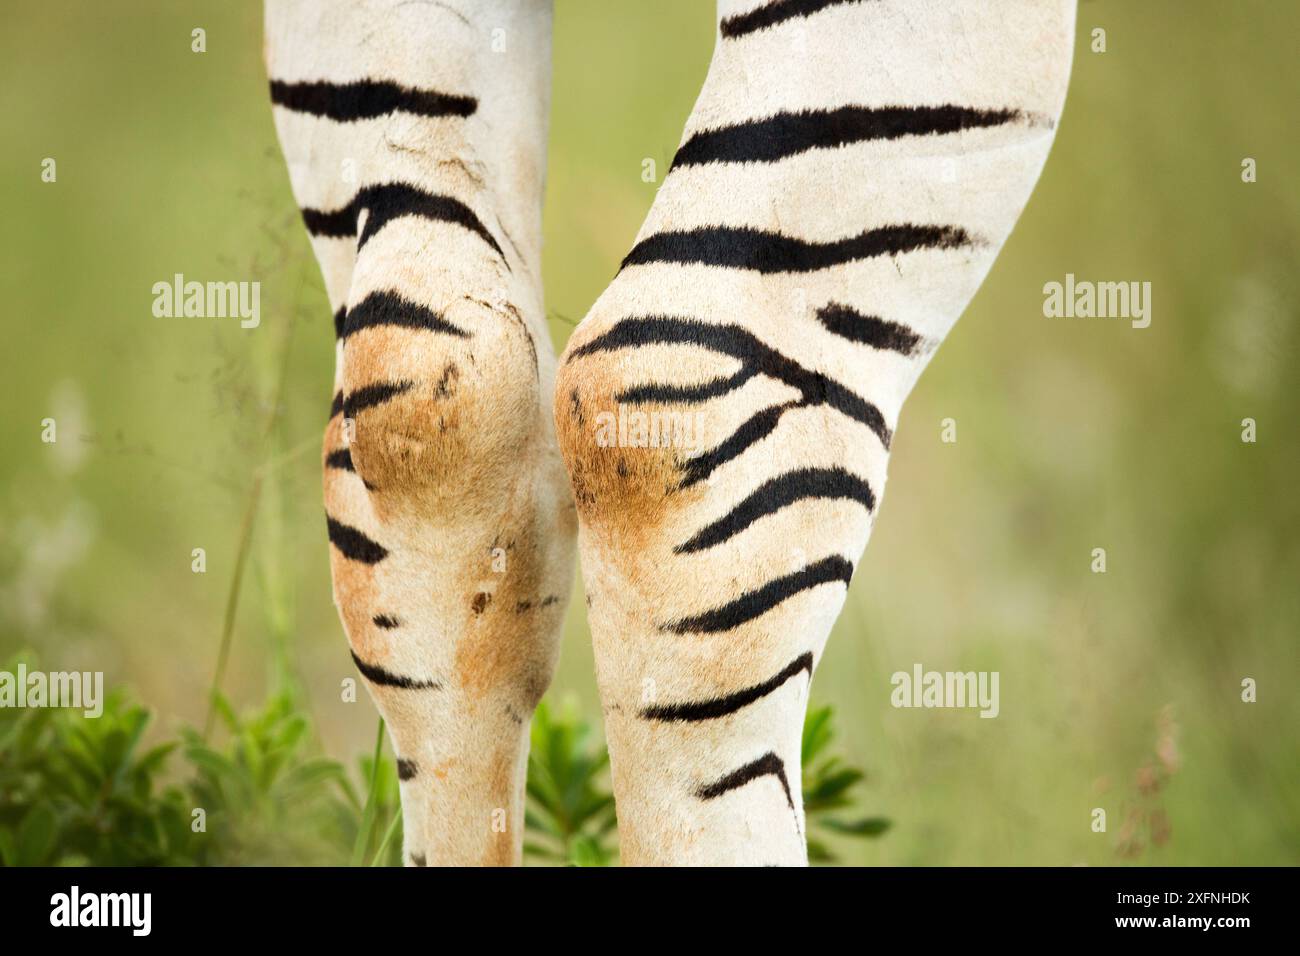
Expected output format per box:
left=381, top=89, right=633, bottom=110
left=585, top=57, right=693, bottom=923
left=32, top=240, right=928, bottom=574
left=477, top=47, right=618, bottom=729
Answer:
left=266, top=0, right=1076, bottom=866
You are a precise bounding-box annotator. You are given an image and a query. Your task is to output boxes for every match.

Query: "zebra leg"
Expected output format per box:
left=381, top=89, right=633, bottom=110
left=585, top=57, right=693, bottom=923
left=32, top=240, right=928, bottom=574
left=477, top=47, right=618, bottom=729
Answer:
left=267, top=0, right=573, bottom=866
left=556, top=0, right=1076, bottom=865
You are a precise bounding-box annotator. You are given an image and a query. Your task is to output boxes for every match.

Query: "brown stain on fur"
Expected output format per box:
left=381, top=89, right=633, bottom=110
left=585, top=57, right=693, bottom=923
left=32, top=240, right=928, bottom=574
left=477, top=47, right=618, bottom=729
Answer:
left=480, top=747, right=515, bottom=867
left=453, top=520, right=556, bottom=708
left=329, top=552, right=385, bottom=659
left=553, top=354, right=695, bottom=554
left=346, top=327, right=468, bottom=495
left=322, top=416, right=389, bottom=661
left=345, top=314, right=542, bottom=523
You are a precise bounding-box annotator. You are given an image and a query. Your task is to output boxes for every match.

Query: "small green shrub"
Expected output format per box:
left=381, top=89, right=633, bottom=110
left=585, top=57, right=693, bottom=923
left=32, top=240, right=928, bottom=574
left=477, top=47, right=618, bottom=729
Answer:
left=521, top=698, right=891, bottom=866
left=0, top=684, right=194, bottom=866
left=1, top=656, right=887, bottom=866
left=802, top=704, right=891, bottom=863
left=181, top=692, right=375, bottom=866
left=0, top=653, right=394, bottom=867
left=524, top=698, right=619, bottom=866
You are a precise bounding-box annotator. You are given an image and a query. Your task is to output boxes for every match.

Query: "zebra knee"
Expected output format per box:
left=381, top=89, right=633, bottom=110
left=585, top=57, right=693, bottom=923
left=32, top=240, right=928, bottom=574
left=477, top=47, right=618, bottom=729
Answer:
left=340, top=294, right=544, bottom=503
left=553, top=337, right=694, bottom=545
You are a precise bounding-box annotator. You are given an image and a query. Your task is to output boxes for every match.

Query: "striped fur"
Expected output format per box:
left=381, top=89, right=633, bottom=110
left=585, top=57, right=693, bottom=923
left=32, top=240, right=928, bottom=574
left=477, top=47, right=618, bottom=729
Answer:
left=555, top=0, right=1076, bottom=865
left=267, top=0, right=573, bottom=866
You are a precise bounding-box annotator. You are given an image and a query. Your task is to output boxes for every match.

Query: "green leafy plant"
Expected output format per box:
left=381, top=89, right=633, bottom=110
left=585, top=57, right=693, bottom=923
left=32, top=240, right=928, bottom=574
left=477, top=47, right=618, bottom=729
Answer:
left=0, top=654, right=399, bottom=867
left=524, top=698, right=618, bottom=866
left=521, top=698, right=891, bottom=866
left=2, top=651, right=887, bottom=866
left=181, top=692, right=360, bottom=866
left=802, top=704, right=891, bottom=863
left=0, top=686, right=195, bottom=866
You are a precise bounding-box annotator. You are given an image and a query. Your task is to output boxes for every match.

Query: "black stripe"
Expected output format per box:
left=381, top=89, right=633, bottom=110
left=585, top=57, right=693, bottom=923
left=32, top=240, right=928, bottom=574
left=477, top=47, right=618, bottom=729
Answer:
left=682, top=402, right=802, bottom=488
left=815, top=302, right=921, bottom=355
left=356, top=184, right=503, bottom=256
left=343, top=380, right=414, bottom=417
left=821, top=379, right=891, bottom=445
left=269, top=78, right=476, bottom=121
left=372, top=614, right=401, bottom=629
left=333, top=305, right=348, bottom=339
left=571, top=317, right=891, bottom=450
left=301, top=182, right=505, bottom=259
left=663, top=555, right=853, bottom=634
left=343, top=290, right=469, bottom=340
left=618, top=367, right=757, bottom=405
left=350, top=650, right=439, bottom=690
left=396, top=758, right=419, bottom=781
left=642, top=653, right=814, bottom=722
left=676, top=467, right=874, bottom=553
left=327, top=516, right=389, bottom=564
left=330, top=391, right=344, bottom=419
left=621, top=223, right=976, bottom=274
left=326, top=445, right=377, bottom=491
left=720, top=0, right=869, bottom=38
left=301, top=204, right=356, bottom=239
left=673, top=105, right=1025, bottom=168
left=696, top=752, right=796, bottom=816
left=325, top=447, right=354, bottom=472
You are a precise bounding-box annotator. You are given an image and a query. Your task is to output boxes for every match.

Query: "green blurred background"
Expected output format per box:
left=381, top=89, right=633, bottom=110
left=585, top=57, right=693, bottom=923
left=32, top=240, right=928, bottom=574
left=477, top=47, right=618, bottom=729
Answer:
left=2, top=0, right=1297, bottom=865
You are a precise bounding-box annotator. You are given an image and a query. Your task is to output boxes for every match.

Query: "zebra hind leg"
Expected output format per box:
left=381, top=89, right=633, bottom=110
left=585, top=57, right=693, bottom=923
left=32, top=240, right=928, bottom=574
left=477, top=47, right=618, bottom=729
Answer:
left=555, top=0, right=1076, bottom=865
left=267, top=0, right=573, bottom=866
